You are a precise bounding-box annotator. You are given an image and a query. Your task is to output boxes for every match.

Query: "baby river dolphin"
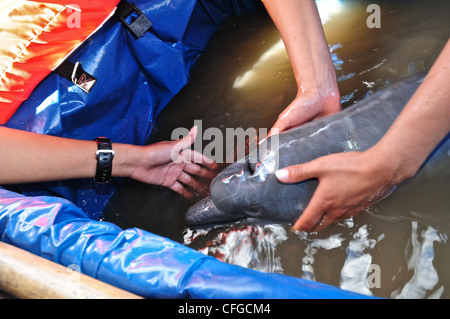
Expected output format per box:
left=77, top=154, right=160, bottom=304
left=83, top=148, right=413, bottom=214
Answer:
left=185, top=75, right=429, bottom=227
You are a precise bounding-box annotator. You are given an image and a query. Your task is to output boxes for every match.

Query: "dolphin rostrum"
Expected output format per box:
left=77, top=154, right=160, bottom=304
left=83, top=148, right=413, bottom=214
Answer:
left=185, top=74, right=435, bottom=228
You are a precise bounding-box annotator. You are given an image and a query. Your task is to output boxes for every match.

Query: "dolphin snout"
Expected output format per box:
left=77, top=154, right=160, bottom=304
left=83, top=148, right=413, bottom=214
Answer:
left=185, top=196, right=247, bottom=227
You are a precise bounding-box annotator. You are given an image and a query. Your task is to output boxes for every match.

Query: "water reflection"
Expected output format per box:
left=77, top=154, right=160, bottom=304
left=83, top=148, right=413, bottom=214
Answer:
left=233, top=39, right=286, bottom=89
left=185, top=224, right=287, bottom=274
left=339, top=224, right=383, bottom=296
left=316, top=0, right=343, bottom=24
left=393, top=222, right=444, bottom=299
left=185, top=201, right=449, bottom=299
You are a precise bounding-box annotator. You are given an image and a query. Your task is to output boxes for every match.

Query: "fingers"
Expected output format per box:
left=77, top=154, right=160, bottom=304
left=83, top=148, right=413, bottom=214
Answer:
left=293, top=205, right=359, bottom=232
left=292, top=195, right=343, bottom=232
left=291, top=184, right=363, bottom=232
left=171, top=126, right=198, bottom=164
left=182, top=125, right=198, bottom=149
left=276, top=158, right=348, bottom=232
left=169, top=180, right=193, bottom=199
left=180, top=148, right=217, bottom=167
left=184, top=162, right=217, bottom=180
left=268, top=99, right=320, bottom=136
left=275, top=161, right=325, bottom=231
left=269, top=111, right=298, bottom=137
left=275, top=160, right=320, bottom=184
left=171, top=126, right=219, bottom=168
left=173, top=170, right=211, bottom=199
left=292, top=194, right=325, bottom=232
left=176, top=150, right=219, bottom=199
left=268, top=121, right=287, bottom=138
left=168, top=126, right=220, bottom=199
left=174, top=151, right=219, bottom=199
left=171, top=172, right=201, bottom=199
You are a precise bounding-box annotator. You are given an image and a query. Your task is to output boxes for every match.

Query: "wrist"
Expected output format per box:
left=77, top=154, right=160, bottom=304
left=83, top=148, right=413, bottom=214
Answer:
left=366, top=141, right=418, bottom=187
left=296, top=66, right=340, bottom=109
left=110, top=143, right=140, bottom=179
left=295, top=85, right=341, bottom=115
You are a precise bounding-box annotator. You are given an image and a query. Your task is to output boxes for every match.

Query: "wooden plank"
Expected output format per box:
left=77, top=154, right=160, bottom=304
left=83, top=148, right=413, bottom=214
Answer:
left=0, top=290, right=15, bottom=299
left=0, top=242, right=143, bottom=299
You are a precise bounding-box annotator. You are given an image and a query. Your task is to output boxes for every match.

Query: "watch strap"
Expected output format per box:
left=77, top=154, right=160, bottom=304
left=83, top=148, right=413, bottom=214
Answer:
left=94, top=137, right=114, bottom=183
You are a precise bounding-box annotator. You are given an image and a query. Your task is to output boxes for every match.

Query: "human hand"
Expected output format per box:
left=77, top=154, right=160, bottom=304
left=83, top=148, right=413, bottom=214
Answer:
left=127, top=126, right=219, bottom=199
left=275, top=150, right=398, bottom=232
left=269, top=92, right=341, bottom=136
left=263, top=0, right=341, bottom=136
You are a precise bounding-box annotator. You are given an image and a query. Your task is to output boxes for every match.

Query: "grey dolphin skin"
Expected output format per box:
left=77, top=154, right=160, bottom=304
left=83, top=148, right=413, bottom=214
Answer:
left=184, top=74, right=443, bottom=228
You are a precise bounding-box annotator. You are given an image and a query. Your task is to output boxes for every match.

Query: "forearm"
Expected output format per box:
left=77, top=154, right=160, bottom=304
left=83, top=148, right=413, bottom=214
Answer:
left=370, top=40, right=450, bottom=182
left=0, top=127, right=135, bottom=184
left=262, top=0, right=338, bottom=95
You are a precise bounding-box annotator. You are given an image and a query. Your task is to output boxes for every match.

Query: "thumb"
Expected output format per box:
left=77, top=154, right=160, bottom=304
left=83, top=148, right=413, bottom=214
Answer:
left=178, top=125, right=198, bottom=150
left=268, top=117, right=290, bottom=137
left=275, top=161, right=320, bottom=184
left=171, top=126, right=198, bottom=164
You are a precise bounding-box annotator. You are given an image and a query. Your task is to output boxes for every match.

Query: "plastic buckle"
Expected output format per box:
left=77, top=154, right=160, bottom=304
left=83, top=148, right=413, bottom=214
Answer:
left=71, top=62, right=97, bottom=93
left=116, top=1, right=152, bottom=39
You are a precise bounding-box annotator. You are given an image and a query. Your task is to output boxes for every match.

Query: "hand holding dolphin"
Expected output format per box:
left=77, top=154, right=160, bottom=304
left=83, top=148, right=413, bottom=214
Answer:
left=275, top=150, right=398, bottom=231
left=276, top=40, right=450, bottom=232
left=263, top=0, right=341, bottom=135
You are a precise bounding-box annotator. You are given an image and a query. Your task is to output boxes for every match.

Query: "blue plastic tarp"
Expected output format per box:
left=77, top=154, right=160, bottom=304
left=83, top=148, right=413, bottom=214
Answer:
left=0, top=187, right=370, bottom=298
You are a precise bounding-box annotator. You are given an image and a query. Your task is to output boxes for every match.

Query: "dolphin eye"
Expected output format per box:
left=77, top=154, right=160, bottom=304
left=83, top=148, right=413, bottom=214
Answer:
left=247, top=206, right=261, bottom=217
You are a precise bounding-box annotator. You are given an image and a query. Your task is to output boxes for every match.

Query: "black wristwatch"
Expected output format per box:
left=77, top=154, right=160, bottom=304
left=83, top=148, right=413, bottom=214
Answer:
left=94, top=137, right=115, bottom=183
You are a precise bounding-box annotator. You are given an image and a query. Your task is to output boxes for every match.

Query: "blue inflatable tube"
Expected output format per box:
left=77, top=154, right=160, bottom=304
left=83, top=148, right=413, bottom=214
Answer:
left=0, top=187, right=369, bottom=299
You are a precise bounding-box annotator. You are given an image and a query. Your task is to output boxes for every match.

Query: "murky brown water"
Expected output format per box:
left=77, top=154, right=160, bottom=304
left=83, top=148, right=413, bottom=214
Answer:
left=103, top=0, right=450, bottom=298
